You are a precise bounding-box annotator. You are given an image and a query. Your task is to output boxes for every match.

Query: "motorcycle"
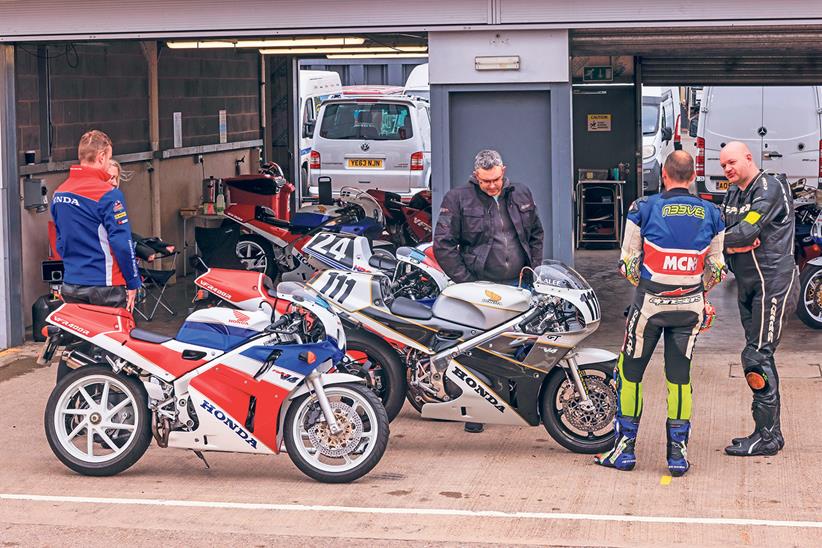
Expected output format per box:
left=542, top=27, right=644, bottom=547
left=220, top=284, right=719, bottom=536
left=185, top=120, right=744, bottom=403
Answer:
left=37, top=281, right=389, bottom=483
left=303, top=261, right=618, bottom=453
left=366, top=189, right=433, bottom=247
left=792, top=182, right=822, bottom=328
left=225, top=187, right=385, bottom=282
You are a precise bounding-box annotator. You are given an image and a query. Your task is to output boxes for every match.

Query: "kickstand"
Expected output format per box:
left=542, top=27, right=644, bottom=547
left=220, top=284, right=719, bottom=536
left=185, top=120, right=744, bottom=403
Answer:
left=192, top=450, right=210, bottom=469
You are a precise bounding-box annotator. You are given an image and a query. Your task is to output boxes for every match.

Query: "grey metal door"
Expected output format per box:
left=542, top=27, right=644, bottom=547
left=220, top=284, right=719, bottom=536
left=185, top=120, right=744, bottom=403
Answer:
left=447, top=91, right=552, bottom=258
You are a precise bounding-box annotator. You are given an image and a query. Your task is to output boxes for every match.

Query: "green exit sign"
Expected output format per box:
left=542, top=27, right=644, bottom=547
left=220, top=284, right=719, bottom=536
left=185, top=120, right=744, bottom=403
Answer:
left=583, top=66, right=613, bottom=82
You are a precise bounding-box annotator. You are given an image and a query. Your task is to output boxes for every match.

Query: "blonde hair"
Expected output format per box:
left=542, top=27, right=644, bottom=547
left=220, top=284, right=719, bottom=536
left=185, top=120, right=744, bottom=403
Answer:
left=78, top=130, right=112, bottom=163
left=109, top=159, right=134, bottom=186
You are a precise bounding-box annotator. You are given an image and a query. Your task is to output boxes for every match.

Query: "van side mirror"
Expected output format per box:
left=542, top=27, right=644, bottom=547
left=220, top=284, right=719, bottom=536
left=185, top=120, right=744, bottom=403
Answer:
left=661, top=127, right=673, bottom=142
left=303, top=121, right=315, bottom=138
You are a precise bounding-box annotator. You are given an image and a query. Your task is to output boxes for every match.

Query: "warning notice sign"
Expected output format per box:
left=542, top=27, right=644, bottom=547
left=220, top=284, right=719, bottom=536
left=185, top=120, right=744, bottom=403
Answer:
left=587, top=114, right=612, bottom=132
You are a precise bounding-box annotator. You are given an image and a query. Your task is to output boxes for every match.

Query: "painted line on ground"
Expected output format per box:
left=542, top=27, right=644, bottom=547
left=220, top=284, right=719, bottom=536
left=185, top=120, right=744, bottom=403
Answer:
left=1, top=493, right=821, bottom=529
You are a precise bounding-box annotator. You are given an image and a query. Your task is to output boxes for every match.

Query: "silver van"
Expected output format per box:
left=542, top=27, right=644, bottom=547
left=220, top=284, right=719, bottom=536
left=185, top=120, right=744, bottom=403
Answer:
left=308, top=95, right=431, bottom=197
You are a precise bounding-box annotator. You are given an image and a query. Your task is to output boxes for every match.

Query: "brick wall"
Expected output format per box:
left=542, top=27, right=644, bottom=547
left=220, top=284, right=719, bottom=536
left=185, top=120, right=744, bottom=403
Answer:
left=159, top=49, right=261, bottom=149
left=14, top=47, right=40, bottom=164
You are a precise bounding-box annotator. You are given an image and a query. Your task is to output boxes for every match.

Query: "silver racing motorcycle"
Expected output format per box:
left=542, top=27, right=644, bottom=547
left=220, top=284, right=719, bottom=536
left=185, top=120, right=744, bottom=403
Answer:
left=305, top=260, right=618, bottom=453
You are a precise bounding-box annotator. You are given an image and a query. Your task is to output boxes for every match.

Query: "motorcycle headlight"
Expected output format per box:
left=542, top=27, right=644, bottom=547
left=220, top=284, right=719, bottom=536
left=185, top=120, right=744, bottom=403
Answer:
left=642, top=145, right=656, bottom=160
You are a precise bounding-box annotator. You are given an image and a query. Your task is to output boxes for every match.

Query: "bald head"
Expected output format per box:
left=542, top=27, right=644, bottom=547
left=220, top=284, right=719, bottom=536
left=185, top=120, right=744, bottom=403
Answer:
left=662, top=150, right=696, bottom=189
left=719, top=141, right=759, bottom=188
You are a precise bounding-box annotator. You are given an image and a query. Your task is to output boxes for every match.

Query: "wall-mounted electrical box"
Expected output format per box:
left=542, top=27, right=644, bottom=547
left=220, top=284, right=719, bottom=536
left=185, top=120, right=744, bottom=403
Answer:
left=24, top=176, right=48, bottom=212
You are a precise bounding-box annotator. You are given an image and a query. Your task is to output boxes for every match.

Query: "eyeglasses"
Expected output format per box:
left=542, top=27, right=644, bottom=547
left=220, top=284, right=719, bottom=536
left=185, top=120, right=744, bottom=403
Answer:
left=476, top=175, right=503, bottom=185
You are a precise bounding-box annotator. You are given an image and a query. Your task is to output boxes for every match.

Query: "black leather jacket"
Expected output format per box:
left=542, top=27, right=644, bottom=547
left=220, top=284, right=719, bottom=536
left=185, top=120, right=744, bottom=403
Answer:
left=433, top=178, right=544, bottom=283
left=722, top=171, right=795, bottom=275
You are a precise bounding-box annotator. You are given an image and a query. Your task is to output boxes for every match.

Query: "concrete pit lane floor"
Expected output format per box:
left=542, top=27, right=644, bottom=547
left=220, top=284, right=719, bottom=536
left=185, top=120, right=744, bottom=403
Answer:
left=1, top=249, right=821, bottom=547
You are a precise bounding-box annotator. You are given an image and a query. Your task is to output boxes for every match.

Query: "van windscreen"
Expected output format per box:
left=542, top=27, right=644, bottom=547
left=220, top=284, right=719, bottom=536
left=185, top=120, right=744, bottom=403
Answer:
left=642, top=104, right=660, bottom=135
left=320, top=103, right=413, bottom=141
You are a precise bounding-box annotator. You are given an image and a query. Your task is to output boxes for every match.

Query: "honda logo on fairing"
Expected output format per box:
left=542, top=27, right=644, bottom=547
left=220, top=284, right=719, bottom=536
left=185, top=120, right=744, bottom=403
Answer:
left=200, top=400, right=258, bottom=448
left=451, top=366, right=505, bottom=413
left=228, top=310, right=250, bottom=325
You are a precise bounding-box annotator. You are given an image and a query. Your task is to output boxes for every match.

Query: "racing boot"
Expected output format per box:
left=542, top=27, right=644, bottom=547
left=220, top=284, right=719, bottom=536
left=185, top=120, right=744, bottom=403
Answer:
left=730, top=397, right=784, bottom=450
left=725, top=400, right=781, bottom=456
left=666, top=419, right=690, bottom=477
left=595, top=415, right=639, bottom=471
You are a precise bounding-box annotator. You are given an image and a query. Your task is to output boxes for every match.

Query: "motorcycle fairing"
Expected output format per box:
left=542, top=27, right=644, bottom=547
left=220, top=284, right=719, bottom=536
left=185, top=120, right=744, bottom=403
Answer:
left=420, top=360, right=531, bottom=426
left=194, top=268, right=279, bottom=311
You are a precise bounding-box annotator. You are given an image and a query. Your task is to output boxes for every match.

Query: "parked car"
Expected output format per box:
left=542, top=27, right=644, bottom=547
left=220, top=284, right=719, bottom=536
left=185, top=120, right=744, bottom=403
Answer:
left=308, top=95, right=431, bottom=198
left=695, top=86, right=822, bottom=203
left=642, top=86, right=681, bottom=194
left=299, top=70, right=343, bottom=191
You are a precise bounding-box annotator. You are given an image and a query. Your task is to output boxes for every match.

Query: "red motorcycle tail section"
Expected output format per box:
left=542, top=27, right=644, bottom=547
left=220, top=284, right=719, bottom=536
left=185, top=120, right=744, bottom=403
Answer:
left=423, top=245, right=442, bottom=271
left=48, top=304, right=134, bottom=338
left=190, top=365, right=287, bottom=452
left=195, top=268, right=271, bottom=305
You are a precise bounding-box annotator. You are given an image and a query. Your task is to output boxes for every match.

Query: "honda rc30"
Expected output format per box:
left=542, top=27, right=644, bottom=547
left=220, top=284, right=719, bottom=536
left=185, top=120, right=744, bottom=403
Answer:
left=226, top=187, right=385, bottom=281
left=793, top=183, right=822, bottom=328
left=38, top=282, right=389, bottom=483
left=305, top=261, right=618, bottom=452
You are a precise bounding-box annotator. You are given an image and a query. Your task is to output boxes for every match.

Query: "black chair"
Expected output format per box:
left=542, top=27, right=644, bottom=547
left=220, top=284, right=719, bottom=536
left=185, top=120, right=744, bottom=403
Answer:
left=136, top=250, right=179, bottom=321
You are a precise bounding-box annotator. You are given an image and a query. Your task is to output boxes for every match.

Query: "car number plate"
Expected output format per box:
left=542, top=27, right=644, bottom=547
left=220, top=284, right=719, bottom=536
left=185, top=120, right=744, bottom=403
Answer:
left=714, top=180, right=730, bottom=191
left=347, top=159, right=383, bottom=169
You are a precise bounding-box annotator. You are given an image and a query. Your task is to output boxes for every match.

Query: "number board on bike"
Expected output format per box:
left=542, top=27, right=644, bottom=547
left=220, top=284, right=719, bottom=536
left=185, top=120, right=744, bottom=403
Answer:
left=304, top=233, right=357, bottom=270
left=579, top=290, right=601, bottom=323
left=310, top=270, right=375, bottom=312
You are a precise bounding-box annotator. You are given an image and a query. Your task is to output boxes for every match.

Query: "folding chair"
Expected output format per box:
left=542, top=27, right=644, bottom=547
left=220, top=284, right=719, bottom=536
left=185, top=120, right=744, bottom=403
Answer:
left=136, top=250, right=179, bottom=321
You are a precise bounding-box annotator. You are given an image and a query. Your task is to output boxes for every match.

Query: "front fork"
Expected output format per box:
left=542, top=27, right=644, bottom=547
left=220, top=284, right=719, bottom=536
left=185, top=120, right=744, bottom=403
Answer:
left=563, top=353, right=595, bottom=412
left=307, top=371, right=342, bottom=434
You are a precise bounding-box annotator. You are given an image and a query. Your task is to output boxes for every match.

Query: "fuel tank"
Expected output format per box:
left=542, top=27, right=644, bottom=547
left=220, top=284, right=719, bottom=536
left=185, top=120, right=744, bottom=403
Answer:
left=431, top=282, right=531, bottom=330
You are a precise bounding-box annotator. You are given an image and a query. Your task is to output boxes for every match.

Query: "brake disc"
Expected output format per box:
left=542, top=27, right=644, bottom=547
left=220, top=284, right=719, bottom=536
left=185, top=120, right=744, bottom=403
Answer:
left=307, top=401, right=363, bottom=458
left=560, top=375, right=615, bottom=432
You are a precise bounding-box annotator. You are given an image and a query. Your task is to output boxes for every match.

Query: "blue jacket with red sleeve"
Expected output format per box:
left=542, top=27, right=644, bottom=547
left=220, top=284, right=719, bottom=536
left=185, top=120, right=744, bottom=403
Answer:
left=50, top=165, right=141, bottom=290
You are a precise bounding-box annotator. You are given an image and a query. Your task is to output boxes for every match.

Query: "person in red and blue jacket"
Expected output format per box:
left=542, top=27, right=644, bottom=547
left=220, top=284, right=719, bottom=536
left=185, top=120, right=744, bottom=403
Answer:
left=51, top=130, right=141, bottom=312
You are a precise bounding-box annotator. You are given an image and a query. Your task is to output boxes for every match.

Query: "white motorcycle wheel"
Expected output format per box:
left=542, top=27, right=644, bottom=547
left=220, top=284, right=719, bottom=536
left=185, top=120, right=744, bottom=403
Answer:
left=797, top=264, right=822, bottom=329
left=284, top=383, right=389, bottom=483
left=44, top=366, right=152, bottom=476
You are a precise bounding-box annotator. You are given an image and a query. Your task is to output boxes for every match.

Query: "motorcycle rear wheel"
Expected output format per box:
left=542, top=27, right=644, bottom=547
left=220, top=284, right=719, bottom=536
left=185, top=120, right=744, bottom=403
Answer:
left=797, top=264, right=822, bottom=329
left=284, top=383, right=389, bottom=483
left=540, top=361, right=617, bottom=454
left=236, top=235, right=279, bottom=279
left=341, top=329, right=407, bottom=422
left=44, top=366, right=152, bottom=476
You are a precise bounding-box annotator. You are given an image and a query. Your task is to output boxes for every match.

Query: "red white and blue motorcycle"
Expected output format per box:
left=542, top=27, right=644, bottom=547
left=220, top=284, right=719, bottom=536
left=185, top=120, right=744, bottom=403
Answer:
left=38, top=282, right=389, bottom=483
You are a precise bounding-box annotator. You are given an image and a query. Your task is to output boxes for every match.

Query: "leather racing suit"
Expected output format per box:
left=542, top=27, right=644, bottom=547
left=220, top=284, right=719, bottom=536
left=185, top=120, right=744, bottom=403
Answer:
left=722, top=171, right=798, bottom=456
left=596, top=187, right=725, bottom=475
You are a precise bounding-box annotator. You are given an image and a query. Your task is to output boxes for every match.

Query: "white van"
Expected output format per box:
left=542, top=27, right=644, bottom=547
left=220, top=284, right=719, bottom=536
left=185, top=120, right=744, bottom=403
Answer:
left=695, top=86, right=822, bottom=203
left=309, top=95, right=431, bottom=197
left=403, top=63, right=429, bottom=101
left=299, top=70, right=343, bottom=188
left=641, top=86, right=681, bottom=194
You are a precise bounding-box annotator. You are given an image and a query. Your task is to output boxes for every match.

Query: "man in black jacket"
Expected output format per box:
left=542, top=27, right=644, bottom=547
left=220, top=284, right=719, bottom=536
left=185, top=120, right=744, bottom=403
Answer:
left=719, top=141, right=798, bottom=457
left=434, top=149, right=544, bottom=284
left=434, top=149, right=544, bottom=433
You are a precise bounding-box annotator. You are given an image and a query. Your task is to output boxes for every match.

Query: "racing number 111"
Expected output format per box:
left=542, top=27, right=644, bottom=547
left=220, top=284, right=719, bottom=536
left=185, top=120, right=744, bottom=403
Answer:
left=320, top=272, right=357, bottom=303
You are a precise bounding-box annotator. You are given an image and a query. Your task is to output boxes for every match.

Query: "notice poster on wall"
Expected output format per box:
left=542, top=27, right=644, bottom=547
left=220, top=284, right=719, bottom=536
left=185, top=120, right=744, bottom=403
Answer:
left=218, top=110, right=227, bottom=144
left=173, top=112, right=182, bottom=148
left=587, top=114, right=612, bottom=132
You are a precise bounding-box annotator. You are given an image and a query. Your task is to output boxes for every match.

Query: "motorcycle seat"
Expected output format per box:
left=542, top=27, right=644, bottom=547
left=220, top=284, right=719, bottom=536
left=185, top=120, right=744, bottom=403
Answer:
left=130, top=328, right=173, bottom=344
left=369, top=254, right=398, bottom=272
left=254, top=206, right=311, bottom=234
left=388, top=296, right=433, bottom=320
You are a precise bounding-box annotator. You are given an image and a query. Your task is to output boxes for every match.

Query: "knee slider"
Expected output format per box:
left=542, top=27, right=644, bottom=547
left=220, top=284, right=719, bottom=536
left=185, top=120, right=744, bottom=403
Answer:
left=743, top=367, right=769, bottom=392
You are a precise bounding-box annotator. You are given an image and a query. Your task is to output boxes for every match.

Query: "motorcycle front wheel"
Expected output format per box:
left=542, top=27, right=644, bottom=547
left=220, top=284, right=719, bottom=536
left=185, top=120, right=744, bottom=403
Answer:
left=540, top=361, right=617, bottom=454
left=284, top=383, right=389, bottom=483
left=44, top=366, right=153, bottom=476
left=797, top=264, right=822, bottom=329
